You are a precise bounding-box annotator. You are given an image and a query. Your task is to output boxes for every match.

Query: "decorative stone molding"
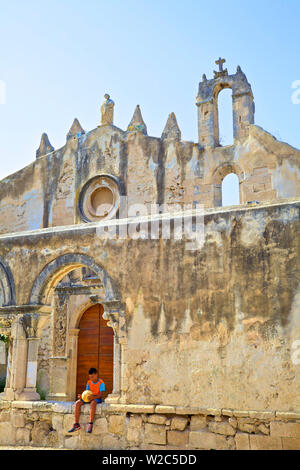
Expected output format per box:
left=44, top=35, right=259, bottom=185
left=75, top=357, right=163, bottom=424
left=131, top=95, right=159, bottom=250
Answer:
left=102, top=301, right=126, bottom=343
left=0, top=315, right=15, bottom=338
left=79, top=175, right=121, bottom=223
left=52, top=293, right=68, bottom=357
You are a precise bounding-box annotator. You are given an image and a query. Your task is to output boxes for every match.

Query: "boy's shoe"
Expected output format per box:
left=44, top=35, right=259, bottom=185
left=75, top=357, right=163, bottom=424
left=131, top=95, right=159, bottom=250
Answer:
left=68, top=423, right=81, bottom=433
left=87, top=423, right=93, bottom=433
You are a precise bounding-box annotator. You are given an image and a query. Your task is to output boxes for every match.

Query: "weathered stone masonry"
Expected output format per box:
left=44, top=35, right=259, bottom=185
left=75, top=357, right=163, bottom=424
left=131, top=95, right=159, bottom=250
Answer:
left=0, top=60, right=300, bottom=449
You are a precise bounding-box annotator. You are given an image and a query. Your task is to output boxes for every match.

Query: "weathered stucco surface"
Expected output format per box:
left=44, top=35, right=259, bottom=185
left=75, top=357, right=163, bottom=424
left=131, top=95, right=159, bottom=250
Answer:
left=0, top=202, right=299, bottom=411
left=0, top=62, right=299, bottom=449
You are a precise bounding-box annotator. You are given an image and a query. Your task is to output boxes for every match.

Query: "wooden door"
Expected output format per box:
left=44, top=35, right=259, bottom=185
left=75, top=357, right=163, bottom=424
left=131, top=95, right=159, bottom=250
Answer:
left=76, top=304, right=114, bottom=399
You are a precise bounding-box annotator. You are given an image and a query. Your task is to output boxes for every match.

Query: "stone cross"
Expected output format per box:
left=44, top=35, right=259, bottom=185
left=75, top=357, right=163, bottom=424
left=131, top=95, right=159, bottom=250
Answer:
left=214, top=58, right=228, bottom=78
left=215, top=57, right=226, bottom=72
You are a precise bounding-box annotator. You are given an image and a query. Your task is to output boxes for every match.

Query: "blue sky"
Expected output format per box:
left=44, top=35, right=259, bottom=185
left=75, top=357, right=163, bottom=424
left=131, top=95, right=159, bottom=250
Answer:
left=0, top=0, right=299, bottom=183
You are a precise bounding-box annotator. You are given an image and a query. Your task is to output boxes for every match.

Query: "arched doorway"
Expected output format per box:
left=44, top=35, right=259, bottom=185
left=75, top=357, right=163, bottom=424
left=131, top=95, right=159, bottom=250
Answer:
left=76, top=304, right=114, bottom=400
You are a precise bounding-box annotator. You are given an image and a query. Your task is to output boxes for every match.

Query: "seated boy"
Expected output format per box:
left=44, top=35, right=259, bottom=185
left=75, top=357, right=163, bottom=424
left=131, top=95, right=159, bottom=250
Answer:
left=68, top=367, right=105, bottom=434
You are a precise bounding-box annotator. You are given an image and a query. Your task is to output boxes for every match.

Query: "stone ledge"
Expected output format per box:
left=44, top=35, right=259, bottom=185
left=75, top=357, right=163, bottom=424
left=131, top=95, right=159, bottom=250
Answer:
left=1, top=401, right=299, bottom=423
left=275, top=411, right=300, bottom=421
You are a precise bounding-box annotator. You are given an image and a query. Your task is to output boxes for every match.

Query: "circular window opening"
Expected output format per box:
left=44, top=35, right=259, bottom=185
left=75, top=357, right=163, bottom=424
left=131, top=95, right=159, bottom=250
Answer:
left=90, top=187, right=114, bottom=217
left=79, top=175, right=121, bottom=223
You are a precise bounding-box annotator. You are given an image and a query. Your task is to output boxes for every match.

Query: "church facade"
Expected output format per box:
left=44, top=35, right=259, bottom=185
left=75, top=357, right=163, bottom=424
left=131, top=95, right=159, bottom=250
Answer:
left=0, top=60, right=300, bottom=449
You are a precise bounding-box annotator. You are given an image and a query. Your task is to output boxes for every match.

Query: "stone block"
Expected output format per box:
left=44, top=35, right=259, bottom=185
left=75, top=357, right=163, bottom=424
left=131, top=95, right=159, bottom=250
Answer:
left=127, top=427, right=141, bottom=444
left=258, top=423, right=269, bottom=435
left=32, top=402, right=53, bottom=412
left=275, top=412, right=300, bottom=420
left=93, top=417, right=108, bottom=435
left=31, top=421, right=52, bottom=446
left=125, top=404, right=155, bottom=414
left=235, top=432, right=250, bottom=450
left=208, top=421, right=235, bottom=436
left=229, top=418, right=237, bottom=428
left=102, top=435, right=120, bottom=449
left=79, top=433, right=102, bottom=450
left=189, top=431, right=234, bottom=450
left=12, top=401, right=33, bottom=409
left=238, top=422, right=256, bottom=434
left=171, top=416, right=188, bottom=431
left=206, top=408, right=221, bottom=416
left=222, top=409, right=234, bottom=417
left=108, top=415, right=125, bottom=435
left=248, top=410, right=275, bottom=420
left=282, top=438, right=300, bottom=450
left=175, top=407, right=199, bottom=415
left=27, top=411, right=39, bottom=422
left=155, top=405, right=175, bottom=414
left=270, top=422, right=300, bottom=438
left=129, top=415, right=143, bottom=429
left=167, top=430, right=189, bottom=447
left=148, top=414, right=168, bottom=425
left=190, top=415, right=207, bottom=431
left=64, top=435, right=79, bottom=449
left=232, top=410, right=249, bottom=418
left=107, top=404, right=127, bottom=413
left=12, top=412, right=25, bottom=428
left=16, top=427, right=31, bottom=445
left=0, top=422, right=16, bottom=445
left=53, top=402, right=73, bottom=414
left=52, top=413, right=64, bottom=431
left=250, top=435, right=282, bottom=450
left=145, top=423, right=167, bottom=445
left=0, top=410, right=10, bottom=422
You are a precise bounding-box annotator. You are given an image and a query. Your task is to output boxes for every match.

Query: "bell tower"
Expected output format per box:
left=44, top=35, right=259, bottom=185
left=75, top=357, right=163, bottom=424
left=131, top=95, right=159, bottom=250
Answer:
left=196, top=59, right=255, bottom=147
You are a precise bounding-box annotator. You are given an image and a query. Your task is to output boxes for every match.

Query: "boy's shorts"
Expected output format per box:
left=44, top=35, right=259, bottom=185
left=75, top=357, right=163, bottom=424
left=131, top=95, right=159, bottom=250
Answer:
left=81, top=398, right=102, bottom=404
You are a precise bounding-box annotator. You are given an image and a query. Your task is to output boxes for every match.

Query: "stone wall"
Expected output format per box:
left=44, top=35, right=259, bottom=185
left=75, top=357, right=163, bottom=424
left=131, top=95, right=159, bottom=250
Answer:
left=0, top=201, right=300, bottom=410
left=0, top=122, right=299, bottom=235
left=1, top=401, right=300, bottom=450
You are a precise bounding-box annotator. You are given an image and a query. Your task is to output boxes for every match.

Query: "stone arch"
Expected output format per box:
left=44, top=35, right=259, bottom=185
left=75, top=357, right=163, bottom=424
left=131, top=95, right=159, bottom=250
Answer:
left=29, top=253, right=119, bottom=305
left=210, top=163, right=244, bottom=207
left=0, top=258, right=16, bottom=307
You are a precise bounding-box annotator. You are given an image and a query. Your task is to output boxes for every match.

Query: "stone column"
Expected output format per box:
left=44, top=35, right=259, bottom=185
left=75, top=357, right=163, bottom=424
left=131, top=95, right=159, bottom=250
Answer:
left=18, top=312, right=49, bottom=401
left=102, top=301, right=126, bottom=404
left=68, top=328, right=80, bottom=401
left=3, top=315, right=28, bottom=401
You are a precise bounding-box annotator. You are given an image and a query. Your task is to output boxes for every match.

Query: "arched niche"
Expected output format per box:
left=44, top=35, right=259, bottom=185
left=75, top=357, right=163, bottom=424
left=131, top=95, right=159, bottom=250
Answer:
left=0, top=259, right=16, bottom=307
left=222, top=173, right=240, bottom=206
left=211, top=163, right=244, bottom=207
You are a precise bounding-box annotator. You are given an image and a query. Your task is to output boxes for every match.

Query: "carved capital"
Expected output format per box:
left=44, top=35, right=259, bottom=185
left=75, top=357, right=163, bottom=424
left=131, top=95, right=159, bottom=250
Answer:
left=19, top=313, right=39, bottom=339
left=102, top=302, right=126, bottom=342
left=0, top=315, right=15, bottom=339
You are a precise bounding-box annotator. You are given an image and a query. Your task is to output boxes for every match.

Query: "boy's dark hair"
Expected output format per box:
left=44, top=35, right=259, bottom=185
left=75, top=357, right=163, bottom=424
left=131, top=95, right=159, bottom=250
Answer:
left=88, top=368, right=98, bottom=375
